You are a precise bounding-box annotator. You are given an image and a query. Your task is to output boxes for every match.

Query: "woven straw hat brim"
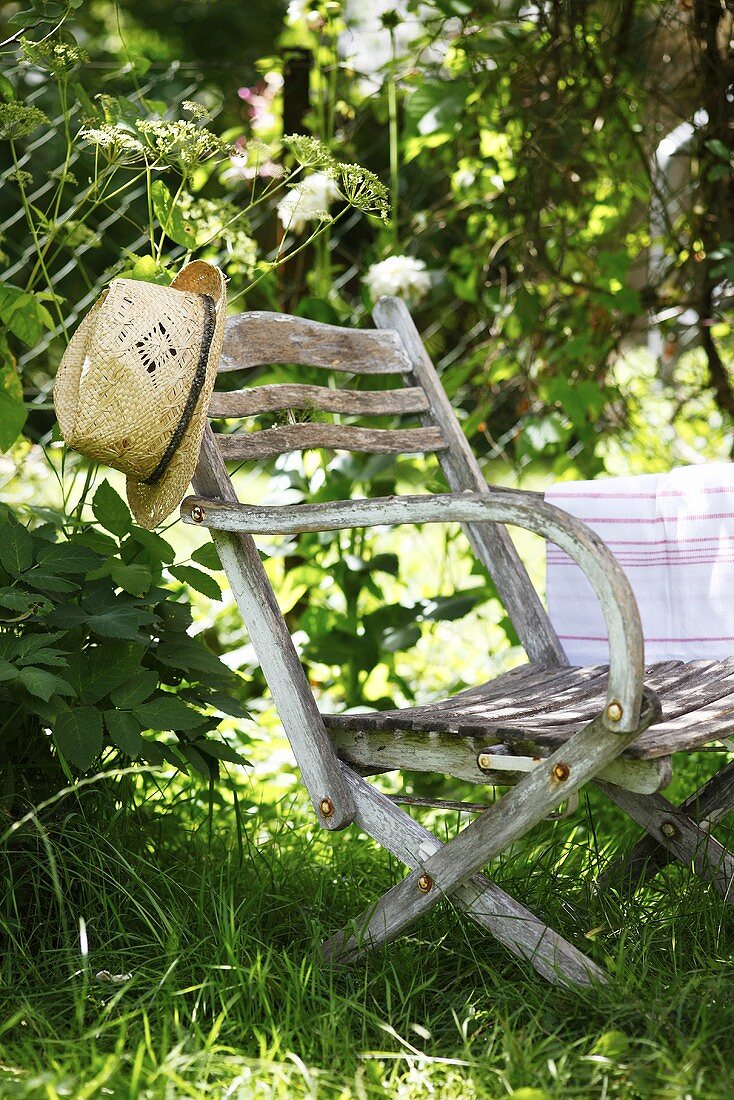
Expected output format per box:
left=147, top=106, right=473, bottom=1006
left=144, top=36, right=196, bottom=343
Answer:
left=126, top=261, right=226, bottom=529
left=54, top=260, right=226, bottom=530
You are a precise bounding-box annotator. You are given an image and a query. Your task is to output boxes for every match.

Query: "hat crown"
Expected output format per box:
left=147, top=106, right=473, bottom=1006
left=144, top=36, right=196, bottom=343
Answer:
left=56, top=278, right=209, bottom=479
left=53, top=261, right=226, bottom=529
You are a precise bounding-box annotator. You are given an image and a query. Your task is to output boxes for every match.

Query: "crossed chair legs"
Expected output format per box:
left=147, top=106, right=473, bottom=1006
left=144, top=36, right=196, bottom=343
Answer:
left=330, top=764, right=608, bottom=985
left=598, top=758, right=734, bottom=898
left=322, top=700, right=665, bottom=984
left=321, top=719, right=734, bottom=986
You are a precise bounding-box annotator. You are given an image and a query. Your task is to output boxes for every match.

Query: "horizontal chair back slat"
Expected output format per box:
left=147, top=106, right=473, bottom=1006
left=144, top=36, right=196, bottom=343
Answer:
left=208, top=384, right=430, bottom=418
left=220, top=312, right=410, bottom=375
left=217, top=424, right=447, bottom=460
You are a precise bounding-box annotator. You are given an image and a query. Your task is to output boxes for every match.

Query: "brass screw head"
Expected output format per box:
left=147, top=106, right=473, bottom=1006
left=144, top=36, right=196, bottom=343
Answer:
left=477, top=752, right=493, bottom=771
left=661, top=820, right=677, bottom=838
left=319, top=797, right=334, bottom=818
left=551, top=761, right=570, bottom=782
left=606, top=701, right=623, bottom=723
left=417, top=873, right=433, bottom=893
left=191, top=504, right=205, bottom=524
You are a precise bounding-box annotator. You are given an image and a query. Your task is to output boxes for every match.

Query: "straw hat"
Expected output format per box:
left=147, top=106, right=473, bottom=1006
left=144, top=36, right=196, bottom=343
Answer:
left=54, top=260, right=226, bottom=530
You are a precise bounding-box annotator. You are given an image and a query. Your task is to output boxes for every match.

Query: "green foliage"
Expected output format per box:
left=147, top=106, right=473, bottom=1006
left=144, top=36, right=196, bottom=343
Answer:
left=259, top=455, right=500, bottom=707
left=0, top=15, right=392, bottom=456
left=2, top=0, right=732, bottom=780
left=0, top=483, right=249, bottom=804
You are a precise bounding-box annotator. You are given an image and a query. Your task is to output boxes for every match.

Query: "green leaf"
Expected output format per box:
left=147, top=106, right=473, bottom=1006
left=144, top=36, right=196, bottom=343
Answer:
left=382, top=625, right=422, bottom=653
left=151, top=180, right=197, bottom=249
left=65, top=644, right=144, bottom=704
left=179, top=742, right=213, bottom=778
left=155, top=636, right=226, bottom=676
left=405, top=80, right=469, bottom=138
left=129, top=54, right=151, bottom=77
left=0, top=286, right=44, bottom=345
left=128, top=526, right=175, bottom=563
left=134, top=695, right=208, bottom=732
left=109, top=670, right=158, bottom=708
left=53, top=704, right=104, bottom=771
left=92, top=480, right=131, bottom=538
left=125, top=254, right=172, bottom=284
left=190, top=542, right=222, bottom=571
left=0, top=587, right=50, bottom=616
left=110, top=560, right=153, bottom=596
left=70, top=80, right=96, bottom=116
left=18, top=666, right=73, bottom=701
left=139, top=740, right=166, bottom=766
left=182, top=688, right=249, bottom=720
left=75, top=529, right=118, bottom=556
left=105, top=710, right=143, bottom=757
left=0, top=658, right=17, bottom=682
left=14, top=635, right=66, bottom=667
left=705, top=138, right=730, bottom=162
left=423, top=589, right=488, bottom=622
left=0, top=74, right=16, bottom=102
left=36, top=542, right=99, bottom=574
left=366, top=553, right=399, bottom=577
left=306, top=628, right=379, bottom=669
left=197, top=740, right=250, bottom=767
left=169, top=565, right=222, bottom=600
left=0, top=364, right=27, bottom=451
left=0, top=520, right=33, bottom=575
left=23, top=571, right=79, bottom=594
left=83, top=605, right=157, bottom=639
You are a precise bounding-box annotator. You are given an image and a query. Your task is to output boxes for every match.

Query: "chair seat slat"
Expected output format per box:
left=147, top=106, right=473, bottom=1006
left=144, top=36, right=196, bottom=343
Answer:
left=220, top=312, right=410, bottom=374
left=208, top=384, right=430, bottom=418
left=321, top=657, right=734, bottom=759
left=216, top=424, right=447, bottom=460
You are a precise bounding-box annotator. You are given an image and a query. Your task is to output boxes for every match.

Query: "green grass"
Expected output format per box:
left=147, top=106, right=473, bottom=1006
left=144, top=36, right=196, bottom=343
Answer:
left=3, top=756, right=734, bottom=1099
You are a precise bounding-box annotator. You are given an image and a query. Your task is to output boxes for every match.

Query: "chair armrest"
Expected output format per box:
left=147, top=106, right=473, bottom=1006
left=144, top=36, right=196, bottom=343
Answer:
left=181, top=490, right=645, bottom=734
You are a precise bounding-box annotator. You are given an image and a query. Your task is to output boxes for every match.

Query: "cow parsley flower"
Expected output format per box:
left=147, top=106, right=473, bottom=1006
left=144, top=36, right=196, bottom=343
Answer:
left=277, top=171, right=342, bottom=233
left=283, top=134, right=333, bottom=169
left=79, top=124, right=145, bottom=165
left=329, top=163, right=389, bottom=219
left=363, top=255, right=432, bottom=304
left=135, top=118, right=227, bottom=176
left=21, top=35, right=88, bottom=74
left=0, top=103, right=48, bottom=140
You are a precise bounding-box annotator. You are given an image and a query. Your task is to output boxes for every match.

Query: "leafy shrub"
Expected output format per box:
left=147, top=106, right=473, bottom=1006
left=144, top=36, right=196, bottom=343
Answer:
left=0, top=480, right=249, bottom=812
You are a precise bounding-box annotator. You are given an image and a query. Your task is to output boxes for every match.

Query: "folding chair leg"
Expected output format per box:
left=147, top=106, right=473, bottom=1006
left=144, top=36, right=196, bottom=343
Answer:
left=598, top=760, right=734, bottom=891
left=330, top=767, right=606, bottom=986
left=324, top=704, right=659, bottom=970
left=597, top=780, right=734, bottom=898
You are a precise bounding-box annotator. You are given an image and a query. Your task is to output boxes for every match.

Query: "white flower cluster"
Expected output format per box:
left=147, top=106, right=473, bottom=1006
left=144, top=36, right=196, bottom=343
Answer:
left=363, top=255, right=432, bottom=304
left=276, top=171, right=342, bottom=234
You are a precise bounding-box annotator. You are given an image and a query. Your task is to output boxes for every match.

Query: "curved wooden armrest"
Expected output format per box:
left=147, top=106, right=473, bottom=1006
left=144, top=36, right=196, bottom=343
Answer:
left=181, top=490, right=646, bottom=735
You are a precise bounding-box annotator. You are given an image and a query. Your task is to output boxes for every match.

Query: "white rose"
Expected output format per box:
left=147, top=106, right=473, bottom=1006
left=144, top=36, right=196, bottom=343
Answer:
left=363, top=255, right=432, bottom=304
left=276, top=171, right=342, bottom=234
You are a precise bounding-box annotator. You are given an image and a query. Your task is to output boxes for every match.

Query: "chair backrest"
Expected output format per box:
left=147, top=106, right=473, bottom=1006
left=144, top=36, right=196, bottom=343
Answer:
left=201, top=297, right=565, bottom=667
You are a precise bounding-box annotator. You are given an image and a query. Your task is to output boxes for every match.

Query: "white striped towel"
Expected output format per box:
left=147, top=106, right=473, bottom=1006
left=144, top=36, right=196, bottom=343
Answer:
left=545, top=463, right=734, bottom=665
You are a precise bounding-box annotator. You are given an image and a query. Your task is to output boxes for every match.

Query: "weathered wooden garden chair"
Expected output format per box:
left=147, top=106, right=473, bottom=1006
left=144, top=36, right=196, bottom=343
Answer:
left=181, top=297, right=734, bottom=985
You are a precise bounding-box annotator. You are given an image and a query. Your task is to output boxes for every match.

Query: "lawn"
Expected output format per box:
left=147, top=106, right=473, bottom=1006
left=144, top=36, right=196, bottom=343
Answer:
left=2, top=750, right=734, bottom=1099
